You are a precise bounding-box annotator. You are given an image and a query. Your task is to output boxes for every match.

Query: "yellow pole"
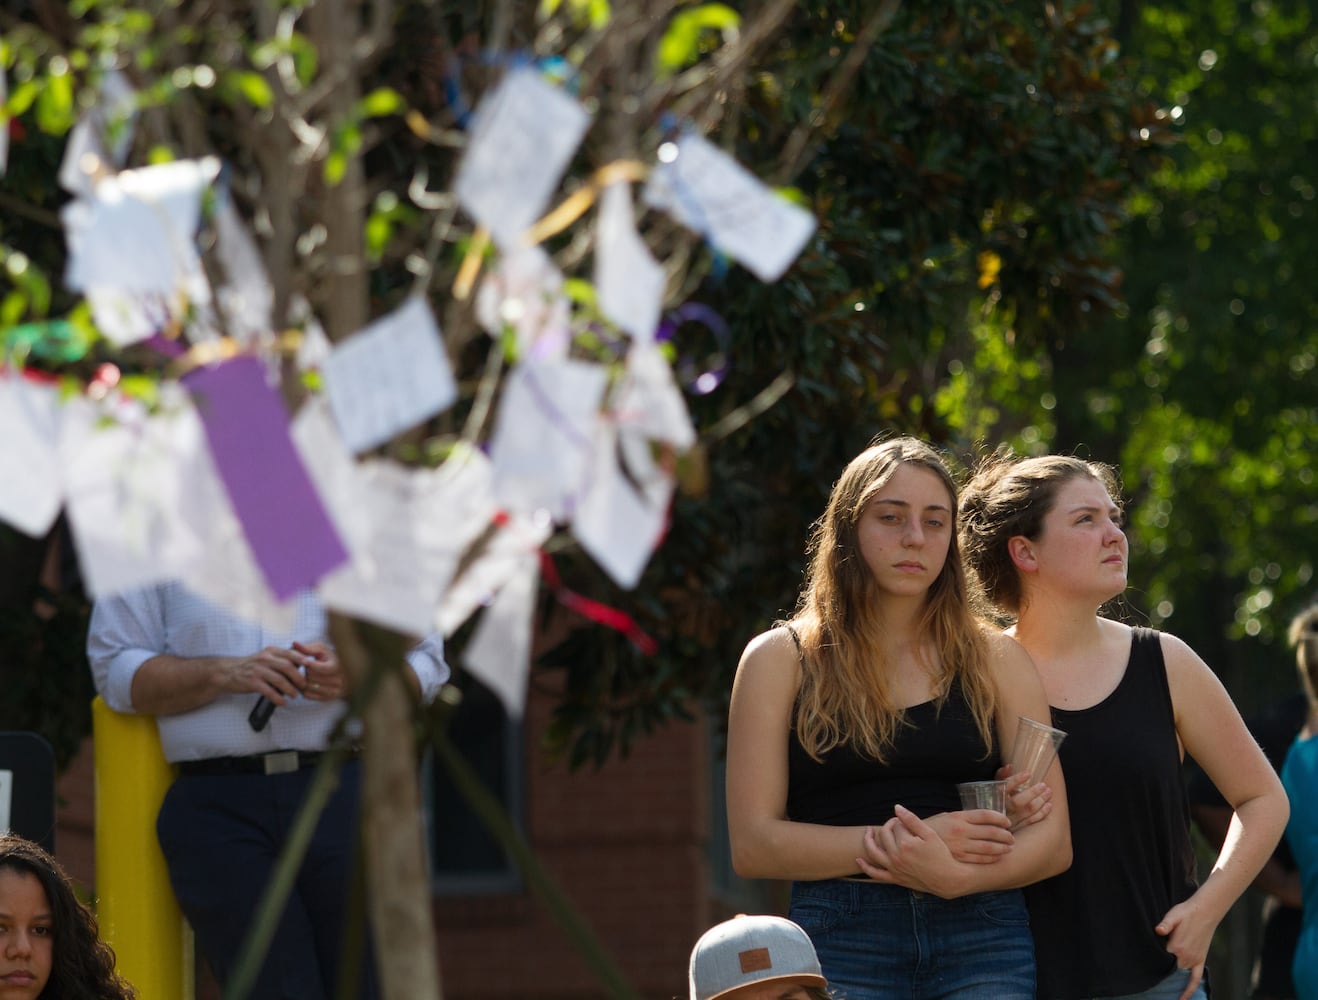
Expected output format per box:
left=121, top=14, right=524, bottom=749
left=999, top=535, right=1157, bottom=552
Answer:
left=93, top=696, right=194, bottom=1000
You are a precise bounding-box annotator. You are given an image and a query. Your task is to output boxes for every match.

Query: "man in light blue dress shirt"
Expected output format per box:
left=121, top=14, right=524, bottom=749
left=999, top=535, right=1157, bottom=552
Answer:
left=88, top=581, right=448, bottom=1000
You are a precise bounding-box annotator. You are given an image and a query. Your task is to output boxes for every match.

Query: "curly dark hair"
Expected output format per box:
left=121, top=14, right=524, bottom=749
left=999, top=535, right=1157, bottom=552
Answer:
left=0, top=834, right=135, bottom=1000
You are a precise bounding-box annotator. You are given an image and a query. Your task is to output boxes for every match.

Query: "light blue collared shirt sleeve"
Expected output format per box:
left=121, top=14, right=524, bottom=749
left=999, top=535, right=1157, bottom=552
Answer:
left=87, top=585, right=168, bottom=714
left=405, top=633, right=450, bottom=703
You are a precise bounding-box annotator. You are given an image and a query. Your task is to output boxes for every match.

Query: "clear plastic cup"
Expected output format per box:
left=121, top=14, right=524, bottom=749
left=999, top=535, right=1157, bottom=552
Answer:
left=957, top=779, right=1008, bottom=812
left=1009, top=716, right=1067, bottom=786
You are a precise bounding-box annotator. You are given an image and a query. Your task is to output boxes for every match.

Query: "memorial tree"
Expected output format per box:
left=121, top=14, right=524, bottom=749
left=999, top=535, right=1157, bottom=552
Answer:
left=0, top=0, right=898, bottom=995
left=2, top=1, right=1164, bottom=994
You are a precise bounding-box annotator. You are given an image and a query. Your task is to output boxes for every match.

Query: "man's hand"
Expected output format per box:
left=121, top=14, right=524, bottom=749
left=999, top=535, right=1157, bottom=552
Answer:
left=223, top=646, right=309, bottom=705
left=295, top=641, right=345, bottom=702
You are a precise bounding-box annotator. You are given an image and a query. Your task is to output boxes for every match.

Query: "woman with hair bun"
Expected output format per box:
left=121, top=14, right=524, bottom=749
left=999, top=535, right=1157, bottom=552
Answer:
left=959, top=451, right=1289, bottom=1000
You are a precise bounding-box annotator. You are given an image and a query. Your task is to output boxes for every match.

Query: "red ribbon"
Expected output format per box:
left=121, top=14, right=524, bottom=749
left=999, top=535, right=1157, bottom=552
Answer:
left=538, top=550, right=658, bottom=656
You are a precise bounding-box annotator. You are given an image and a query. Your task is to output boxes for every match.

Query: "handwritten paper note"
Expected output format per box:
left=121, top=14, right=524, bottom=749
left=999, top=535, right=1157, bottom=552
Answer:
left=0, top=374, right=62, bottom=538
left=610, top=340, right=697, bottom=450
left=184, top=355, right=348, bottom=600
left=454, top=66, right=592, bottom=249
left=475, top=246, right=571, bottom=361
left=59, top=396, right=209, bottom=598
left=644, top=131, right=816, bottom=282
left=62, top=158, right=219, bottom=345
left=438, top=512, right=552, bottom=637
left=213, top=193, right=273, bottom=344
left=295, top=404, right=499, bottom=635
left=595, top=183, right=666, bottom=340
left=57, top=68, right=137, bottom=197
left=462, top=553, right=539, bottom=717
left=571, top=425, right=674, bottom=590
left=317, top=450, right=499, bottom=637
left=487, top=359, right=608, bottom=522
left=322, top=295, right=457, bottom=454
left=289, top=398, right=373, bottom=555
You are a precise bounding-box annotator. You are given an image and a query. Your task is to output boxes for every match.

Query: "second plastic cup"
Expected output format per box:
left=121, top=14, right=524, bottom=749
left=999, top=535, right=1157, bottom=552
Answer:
left=957, top=779, right=1008, bottom=813
left=1009, top=716, right=1067, bottom=786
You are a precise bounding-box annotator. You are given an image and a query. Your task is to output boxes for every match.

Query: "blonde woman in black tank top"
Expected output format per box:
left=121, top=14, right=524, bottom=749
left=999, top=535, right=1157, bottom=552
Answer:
left=726, top=438, right=1072, bottom=1000
left=959, top=453, right=1289, bottom=1000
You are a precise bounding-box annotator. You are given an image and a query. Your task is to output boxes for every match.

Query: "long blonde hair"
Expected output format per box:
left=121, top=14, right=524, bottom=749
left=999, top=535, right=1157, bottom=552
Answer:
left=786, top=438, right=995, bottom=763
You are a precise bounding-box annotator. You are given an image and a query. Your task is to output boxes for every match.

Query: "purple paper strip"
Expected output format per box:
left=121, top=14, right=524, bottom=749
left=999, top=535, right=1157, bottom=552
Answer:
left=184, top=356, right=349, bottom=600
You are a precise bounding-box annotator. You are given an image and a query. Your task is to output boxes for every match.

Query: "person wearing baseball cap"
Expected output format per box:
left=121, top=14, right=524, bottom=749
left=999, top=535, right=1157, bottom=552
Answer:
left=688, top=914, right=833, bottom=1000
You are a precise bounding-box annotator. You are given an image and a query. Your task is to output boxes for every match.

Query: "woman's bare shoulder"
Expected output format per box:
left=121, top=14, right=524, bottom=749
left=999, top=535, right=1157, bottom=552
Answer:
left=979, top=625, right=1037, bottom=673
left=735, top=625, right=805, bottom=692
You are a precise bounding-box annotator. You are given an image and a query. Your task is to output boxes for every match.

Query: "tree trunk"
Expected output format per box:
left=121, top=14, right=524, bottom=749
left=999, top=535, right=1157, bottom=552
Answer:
left=306, top=1, right=442, bottom=995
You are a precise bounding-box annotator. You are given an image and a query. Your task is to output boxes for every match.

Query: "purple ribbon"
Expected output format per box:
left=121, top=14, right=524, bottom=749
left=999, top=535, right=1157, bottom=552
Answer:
left=655, top=303, right=730, bottom=395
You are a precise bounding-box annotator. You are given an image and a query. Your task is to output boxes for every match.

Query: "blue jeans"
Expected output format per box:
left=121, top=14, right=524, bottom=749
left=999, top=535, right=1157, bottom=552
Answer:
left=1088, top=967, right=1210, bottom=1000
left=789, top=879, right=1034, bottom=1000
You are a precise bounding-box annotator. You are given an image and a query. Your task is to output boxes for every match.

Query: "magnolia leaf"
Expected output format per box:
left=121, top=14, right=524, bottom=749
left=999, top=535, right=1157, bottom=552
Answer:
left=358, top=87, right=404, bottom=118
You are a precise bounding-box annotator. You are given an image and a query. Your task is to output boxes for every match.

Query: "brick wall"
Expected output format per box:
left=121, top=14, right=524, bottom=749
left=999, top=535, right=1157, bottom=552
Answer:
left=435, top=677, right=714, bottom=999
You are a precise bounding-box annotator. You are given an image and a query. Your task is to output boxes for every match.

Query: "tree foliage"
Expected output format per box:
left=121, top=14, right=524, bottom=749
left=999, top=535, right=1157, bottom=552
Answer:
left=540, top=1, right=1168, bottom=765
left=1064, top=0, right=1317, bottom=702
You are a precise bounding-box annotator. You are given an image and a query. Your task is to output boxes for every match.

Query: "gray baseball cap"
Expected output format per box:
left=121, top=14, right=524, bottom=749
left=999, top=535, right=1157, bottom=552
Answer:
left=689, top=914, right=826, bottom=1000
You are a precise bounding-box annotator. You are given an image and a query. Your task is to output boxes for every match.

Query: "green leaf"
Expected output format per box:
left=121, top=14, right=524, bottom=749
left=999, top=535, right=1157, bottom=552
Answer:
left=7, top=80, right=41, bottom=117
left=655, top=4, right=741, bottom=78
left=561, top=278, right=598, bottom=307
left=357, top=87, right=404, bottom=119
left=34, top=71, right=75, bottom=134
left=323, top=150, right=347, bottom=186
left=587, top=0, right=611, bottom=28
left=228, top=70, right=273, bottom=109
left=365, top=212, right=393, bottom=263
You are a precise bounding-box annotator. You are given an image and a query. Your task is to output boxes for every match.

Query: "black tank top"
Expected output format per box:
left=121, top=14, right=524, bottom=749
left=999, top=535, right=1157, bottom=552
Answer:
left=1026, top=627, right=1198, bottom=999
left=786, top=676, right=999, bottom=826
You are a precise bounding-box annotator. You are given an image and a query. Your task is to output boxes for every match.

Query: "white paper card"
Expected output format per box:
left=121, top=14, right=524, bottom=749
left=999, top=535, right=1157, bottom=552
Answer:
left=571, top=425, right=673, bottom=590
left=290, top=398, right=374, bottom=555
left=595, top=183, right=665, bottom=340
left=214, top=193, right=273, bottom=344
left=487, top=359, right=608, bottom=522
left=60, top=396, right=208, bottom=598
left=296, top=312, right=333, bottom=372
left=454, top=66, right=591, bottom=249
left=0, top=374, right=63, bottom=538
left=438, top=512, right=551, bottom=636
left=69, top=158, right=218, bottom=295
left=475, top=246, right=570, bottom=361
left=610, top=340, right=696, bottom=450
left=462, top=554, right=538, bottom=717
left=323, top=296, right=457, bottom=454
left=62, top=158, right=220, bottom=345
left=644, top=131, right=816, bottom=282
left=57, top=68, right=137, bottom=197
left=318, top=450, right=498, bottom=637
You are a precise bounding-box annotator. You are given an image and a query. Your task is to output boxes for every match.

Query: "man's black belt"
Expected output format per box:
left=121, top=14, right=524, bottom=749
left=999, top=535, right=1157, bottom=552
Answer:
left=176, top=749, right=343, bottom=777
